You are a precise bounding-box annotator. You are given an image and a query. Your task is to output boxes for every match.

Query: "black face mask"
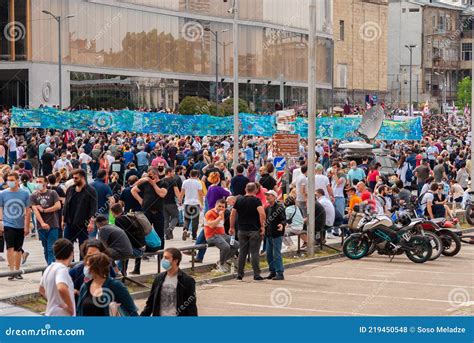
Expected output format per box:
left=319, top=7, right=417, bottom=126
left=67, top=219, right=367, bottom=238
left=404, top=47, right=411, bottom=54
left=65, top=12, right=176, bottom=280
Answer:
left=157, top=167, right=164, bottom=172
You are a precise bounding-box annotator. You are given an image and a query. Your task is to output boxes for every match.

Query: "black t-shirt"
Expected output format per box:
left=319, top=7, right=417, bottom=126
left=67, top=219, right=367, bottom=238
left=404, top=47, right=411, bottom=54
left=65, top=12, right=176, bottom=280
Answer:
left=138, top=179, right=168, bottom=213
left=230, top=175, right=249, bottom=196
left=41, top=153, right=55, bottom=172
left=98, top=224, right=133, bottom=259
left=119, top=187, right=142, bottom=213
left=259, top=173, right=277, bottom=191
left=233, top=195, right=262, bottom=231
left=115, top=215, right=145, bottom=249
left=162, top=176, right=178, bottom=205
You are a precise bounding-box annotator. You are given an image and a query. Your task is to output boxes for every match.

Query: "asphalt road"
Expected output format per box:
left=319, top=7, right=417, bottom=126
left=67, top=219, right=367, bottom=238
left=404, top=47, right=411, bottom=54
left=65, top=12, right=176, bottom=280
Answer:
left=136, top=243, right=474, bottom=316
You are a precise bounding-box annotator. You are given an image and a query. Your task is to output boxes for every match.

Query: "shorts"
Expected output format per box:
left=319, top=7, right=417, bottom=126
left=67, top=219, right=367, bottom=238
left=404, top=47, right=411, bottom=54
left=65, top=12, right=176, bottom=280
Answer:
left=4, top=227, right=25, bottom=251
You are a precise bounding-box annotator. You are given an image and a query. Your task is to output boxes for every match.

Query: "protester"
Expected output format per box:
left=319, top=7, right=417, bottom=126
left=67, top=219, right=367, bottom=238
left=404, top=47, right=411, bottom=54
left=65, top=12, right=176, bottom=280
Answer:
left=39, top=239, right=75, bottom=316
left=264, top=190, right=286, bottom=280
left=141, top=248, right=197, bottom=316
left=76, top=252, right=138, bottom=316
left=230, top=183, right=266, bottom=281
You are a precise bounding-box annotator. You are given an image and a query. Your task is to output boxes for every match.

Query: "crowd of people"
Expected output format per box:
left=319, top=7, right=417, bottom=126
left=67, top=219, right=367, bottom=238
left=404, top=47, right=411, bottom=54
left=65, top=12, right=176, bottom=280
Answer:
left=0, top=107, right=471, bottom=317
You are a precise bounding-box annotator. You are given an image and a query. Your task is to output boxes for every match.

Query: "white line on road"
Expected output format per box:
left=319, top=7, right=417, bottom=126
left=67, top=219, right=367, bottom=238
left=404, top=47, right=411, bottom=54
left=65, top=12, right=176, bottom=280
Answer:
left=300, top=275, right=474, bottom=289
left=343, top=266, right=474, bottom=276
left=227, top=302, right=386, bottom=316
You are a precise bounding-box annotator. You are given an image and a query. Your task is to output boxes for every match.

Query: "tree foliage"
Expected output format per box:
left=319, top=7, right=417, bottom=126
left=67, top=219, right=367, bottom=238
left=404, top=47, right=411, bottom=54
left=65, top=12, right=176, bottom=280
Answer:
left=456, top=77, right=472, bottom=108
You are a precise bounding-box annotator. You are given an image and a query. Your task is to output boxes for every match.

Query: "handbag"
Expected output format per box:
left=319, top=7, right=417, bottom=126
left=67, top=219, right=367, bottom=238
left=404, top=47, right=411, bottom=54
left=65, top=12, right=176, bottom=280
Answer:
left=286, top=206, right=298, bottom=225
left=145, top=229, right=162, bottom=249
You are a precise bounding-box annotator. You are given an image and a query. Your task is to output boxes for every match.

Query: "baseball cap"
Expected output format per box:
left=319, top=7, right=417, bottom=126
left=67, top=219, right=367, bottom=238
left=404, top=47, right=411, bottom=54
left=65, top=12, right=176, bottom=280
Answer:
left=265, top=190, right=278, bottom=197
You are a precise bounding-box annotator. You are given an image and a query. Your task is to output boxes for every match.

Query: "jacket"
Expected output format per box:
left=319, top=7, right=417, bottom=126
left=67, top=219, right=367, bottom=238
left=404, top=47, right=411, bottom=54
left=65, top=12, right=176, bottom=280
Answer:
left=265, top=202, right=286, bottom=237
left=63, top=184, right=97, bottom=226
left=76, top=277, right=138, bottom=316
left=141, top=270, right=197, bottom=316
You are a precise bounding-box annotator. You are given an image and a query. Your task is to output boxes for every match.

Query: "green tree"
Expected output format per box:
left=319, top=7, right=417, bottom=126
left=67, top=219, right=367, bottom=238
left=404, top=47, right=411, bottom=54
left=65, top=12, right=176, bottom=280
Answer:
left=178, top=96, right=213, bottom=115
left=218, top=98, right=249, bottom=116
left=456, top=76, right=472, bottom=108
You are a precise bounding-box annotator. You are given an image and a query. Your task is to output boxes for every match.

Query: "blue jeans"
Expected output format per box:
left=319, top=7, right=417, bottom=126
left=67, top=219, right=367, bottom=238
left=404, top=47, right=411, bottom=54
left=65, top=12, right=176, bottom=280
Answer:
left=8, top=151, right=16, bottom=167
left=334, top=196, right=345, bottom=218
left=266, top=236, right=284, bottom=275
left=196, top=229, right=207, bottom=261
left=38, top=227, right=59, bottom=265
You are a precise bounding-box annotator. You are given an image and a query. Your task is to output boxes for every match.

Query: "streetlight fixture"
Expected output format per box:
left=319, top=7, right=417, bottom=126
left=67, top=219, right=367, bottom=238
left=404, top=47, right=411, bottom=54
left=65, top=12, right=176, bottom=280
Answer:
left=405, top=44, right=417, bottom=116
left=42, top=10, right=75, bottom=109
left=204, top=27, right=229, bottom=115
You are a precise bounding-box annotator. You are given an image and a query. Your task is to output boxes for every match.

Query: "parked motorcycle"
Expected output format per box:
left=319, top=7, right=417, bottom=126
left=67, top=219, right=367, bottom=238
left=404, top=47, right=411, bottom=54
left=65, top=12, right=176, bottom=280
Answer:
left=343, top=205, right=433, bottom=263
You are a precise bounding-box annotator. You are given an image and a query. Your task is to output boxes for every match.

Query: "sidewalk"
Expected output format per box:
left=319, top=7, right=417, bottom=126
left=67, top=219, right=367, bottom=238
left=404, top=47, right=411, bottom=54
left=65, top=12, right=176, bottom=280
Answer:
left=0, top=227, right=221, bottom=301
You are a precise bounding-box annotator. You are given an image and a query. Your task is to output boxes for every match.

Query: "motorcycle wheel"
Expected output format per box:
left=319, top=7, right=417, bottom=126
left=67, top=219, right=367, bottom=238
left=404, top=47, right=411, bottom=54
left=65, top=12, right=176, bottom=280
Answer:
left=466, top=205, right=474, bottom=225
left=343, top=235, right=369, bottom=260
left=424, top=231, right=442, bottom=261
left=439, top=230, right=462, bottom=257
left=405, top=235, right=432, bottom=263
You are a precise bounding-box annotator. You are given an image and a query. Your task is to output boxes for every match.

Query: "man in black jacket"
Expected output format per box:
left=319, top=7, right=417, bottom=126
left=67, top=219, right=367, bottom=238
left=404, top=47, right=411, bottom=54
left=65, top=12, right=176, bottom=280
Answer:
left=63, top=169, right=97, bottom=256
left=264, top=190, right=286, bottom=280
left=141, top=248, right=197, bottom=316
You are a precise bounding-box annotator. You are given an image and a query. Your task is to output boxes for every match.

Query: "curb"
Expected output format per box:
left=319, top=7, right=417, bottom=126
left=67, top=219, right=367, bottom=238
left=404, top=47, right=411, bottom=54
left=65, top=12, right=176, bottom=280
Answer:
left=129, top=251, right=344, bottom=301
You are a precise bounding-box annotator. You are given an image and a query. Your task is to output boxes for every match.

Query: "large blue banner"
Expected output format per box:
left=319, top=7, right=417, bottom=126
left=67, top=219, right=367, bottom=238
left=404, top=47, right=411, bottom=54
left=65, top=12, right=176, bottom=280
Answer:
left=11, top=107, right=422, bottom=140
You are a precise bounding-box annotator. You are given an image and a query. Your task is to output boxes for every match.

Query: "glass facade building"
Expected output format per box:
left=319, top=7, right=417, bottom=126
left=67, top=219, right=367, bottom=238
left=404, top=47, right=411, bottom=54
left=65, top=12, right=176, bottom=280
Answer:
left=1, top=0, right=333, bottom=112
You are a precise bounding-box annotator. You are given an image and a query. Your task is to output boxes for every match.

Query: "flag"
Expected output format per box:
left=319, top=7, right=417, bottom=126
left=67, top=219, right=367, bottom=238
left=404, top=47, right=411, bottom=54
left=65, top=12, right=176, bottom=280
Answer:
left=423, top=100, right=430, bottom=115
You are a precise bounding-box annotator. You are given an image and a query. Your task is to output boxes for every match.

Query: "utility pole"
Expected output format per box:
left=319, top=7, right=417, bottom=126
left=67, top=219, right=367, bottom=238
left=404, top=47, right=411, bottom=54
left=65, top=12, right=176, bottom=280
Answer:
left=307, top=0, right=318, bottom=256
left=205, top=28, right=228, bottom=115
left=405, top=44, right=416, bottom=115
left=279, top=74, right=284, bottom=108
left=232, top=0, right=239, bottom=172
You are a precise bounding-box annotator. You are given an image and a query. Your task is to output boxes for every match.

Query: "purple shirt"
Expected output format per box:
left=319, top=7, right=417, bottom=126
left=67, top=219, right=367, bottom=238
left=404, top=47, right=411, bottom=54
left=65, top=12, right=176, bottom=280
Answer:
left=206, top=185, right=230, bottom=209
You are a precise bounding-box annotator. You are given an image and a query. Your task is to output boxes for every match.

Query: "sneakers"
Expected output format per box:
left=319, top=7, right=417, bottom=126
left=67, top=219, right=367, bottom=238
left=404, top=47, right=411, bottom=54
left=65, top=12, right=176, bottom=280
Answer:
left=214, top=262, right=228, bottom=273
left=253, top=275, right=264, bottom=281
left=266, top=273, right=276, bottom=280
left=15, top=274, right=23, bottom=280
left=326, top=233, right=337, bottom=240
left=272, top=274, right=284, bottom=281
left=182, top=230, right=188, bottom=241
left=21, top=251, right=30, bottom=265
left=129, top=270, right=140, bottom=275
left=190, top=258, right=203, bottom=263
left=8, top=275, right=15, bottom=281
left=236, top=275, right=243, bottom=281
left=168, top=230, right=174, bottom=240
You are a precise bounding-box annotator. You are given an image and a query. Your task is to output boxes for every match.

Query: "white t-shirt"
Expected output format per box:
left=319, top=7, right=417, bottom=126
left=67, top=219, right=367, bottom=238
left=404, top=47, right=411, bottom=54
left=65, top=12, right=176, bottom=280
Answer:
left=319, top=197, right=335, bottom=227
left=54, top=158, right=72, bottom=170
left=315, top=174, right=330, bottom=197
left=182, top=178, right=202, bottom=205
left=292, top=168, right=302, bottom=183
left=7, top=137, right=17, bottom=152
left=40, top=262, right=75, bottom=316
left=295, top=174, right=307, bottom=202
left=160, top=273, right=178, bottom=316
left=79, top=152, right=92, bottom=164
left=420, top=192, right=434, bottom=213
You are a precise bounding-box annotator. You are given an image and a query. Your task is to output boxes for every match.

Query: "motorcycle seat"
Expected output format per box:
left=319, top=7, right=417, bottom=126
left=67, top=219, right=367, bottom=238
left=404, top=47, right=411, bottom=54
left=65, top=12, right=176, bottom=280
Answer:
left=430, top=218, right=445, bottom=225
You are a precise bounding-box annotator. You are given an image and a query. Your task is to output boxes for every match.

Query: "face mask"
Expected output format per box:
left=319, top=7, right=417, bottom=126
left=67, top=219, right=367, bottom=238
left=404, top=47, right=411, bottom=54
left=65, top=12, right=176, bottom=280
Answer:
left=83, top=265, right=92, bottom=279
left=157, top=166, right=164, bottom=172
left=36, top=183, right=44, bottom=191
left=61, top=157, right=66, bottom=161
left=161, top=259, right=172, bottom=271
left=7, top=181, right=16, bottom=188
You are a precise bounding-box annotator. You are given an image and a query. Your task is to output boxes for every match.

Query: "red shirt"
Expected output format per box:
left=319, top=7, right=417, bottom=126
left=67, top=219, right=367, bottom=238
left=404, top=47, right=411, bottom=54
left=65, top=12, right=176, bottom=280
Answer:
left=204, top=209, right=225, bottom=239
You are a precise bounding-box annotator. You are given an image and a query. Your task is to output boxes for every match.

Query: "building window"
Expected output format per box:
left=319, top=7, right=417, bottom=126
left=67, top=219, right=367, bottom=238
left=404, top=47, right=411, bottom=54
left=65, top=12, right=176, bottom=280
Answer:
left=462, top=43, right=472, bottom=61
left=339, top=20, right=344, bottom=41
left=408, top=8, right=419, bottom=12
left=402, top=8, right=406, bottom=13
left=337, top=64, right=348, bottom=89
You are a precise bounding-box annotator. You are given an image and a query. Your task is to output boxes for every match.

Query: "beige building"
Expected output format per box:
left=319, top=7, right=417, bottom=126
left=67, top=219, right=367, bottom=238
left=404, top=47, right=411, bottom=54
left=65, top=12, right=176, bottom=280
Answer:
left=332, top=0, right=389, bottom=107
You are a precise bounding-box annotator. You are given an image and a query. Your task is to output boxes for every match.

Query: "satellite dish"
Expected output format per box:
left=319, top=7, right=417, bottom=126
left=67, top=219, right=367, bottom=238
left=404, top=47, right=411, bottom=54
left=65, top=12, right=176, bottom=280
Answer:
left=356, top=105, right=384, bottom=142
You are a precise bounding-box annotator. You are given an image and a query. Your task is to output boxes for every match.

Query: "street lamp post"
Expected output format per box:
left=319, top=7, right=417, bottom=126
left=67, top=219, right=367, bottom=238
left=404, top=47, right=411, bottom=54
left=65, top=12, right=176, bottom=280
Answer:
left=307, top=0, right=318, bottom=256
left=42, top=10, right=74, bottom=110
left=231, top=0, right=239, bottom=172
left=205, top=28, right=229, bottom=115
left=405, top=44, right=417, bottom=116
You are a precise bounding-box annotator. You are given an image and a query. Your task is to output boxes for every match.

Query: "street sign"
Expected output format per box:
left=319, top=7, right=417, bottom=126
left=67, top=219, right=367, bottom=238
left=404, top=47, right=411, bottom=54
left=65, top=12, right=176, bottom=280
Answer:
left=272, top=133, right=299, bottom=157
left=274, top=157, right=286, bottom=171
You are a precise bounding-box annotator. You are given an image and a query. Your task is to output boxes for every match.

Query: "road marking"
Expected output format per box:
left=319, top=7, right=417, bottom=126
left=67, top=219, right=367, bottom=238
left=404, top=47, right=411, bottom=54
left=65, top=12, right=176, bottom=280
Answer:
left=227, top=302, right=385, bottom=316
left=284, top=287, right=462, bottom=304
left=343, top=266, right=474, bottom=276
left=300, top=275, right=474, bottom=289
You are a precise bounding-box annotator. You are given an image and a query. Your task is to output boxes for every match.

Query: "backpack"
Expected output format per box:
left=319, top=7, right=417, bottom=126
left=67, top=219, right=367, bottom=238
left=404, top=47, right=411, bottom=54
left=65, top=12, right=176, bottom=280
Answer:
left=126, top=211, right=152, bottom=235
left=405, top=164, right=414, bottom=183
